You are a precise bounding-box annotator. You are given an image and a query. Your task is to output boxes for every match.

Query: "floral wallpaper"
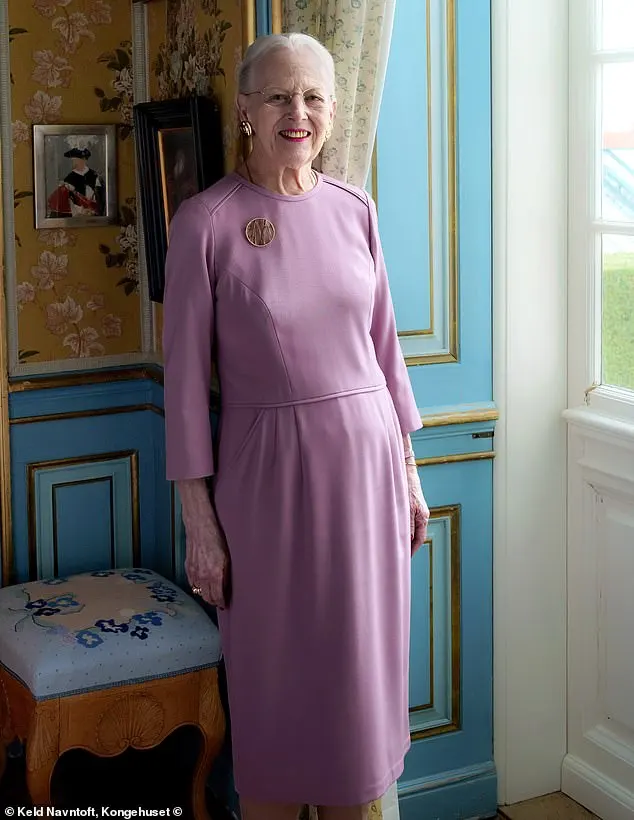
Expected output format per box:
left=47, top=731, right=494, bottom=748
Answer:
left=9, top=0, right=140, bottom=365
left=147, top=0, right=244, bottom=177
left=6, top=0, right=245, bottom=370
left=146, top=0, right=245, bottom=351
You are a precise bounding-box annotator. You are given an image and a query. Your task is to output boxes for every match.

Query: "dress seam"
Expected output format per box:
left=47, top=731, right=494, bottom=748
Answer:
left=365, top=190, right=376, bottom=328
left=224, top=271, right=294, bottom=396
left=223, top=383, right=387, bottom=408
left=195, top=180, right=243, bottom=218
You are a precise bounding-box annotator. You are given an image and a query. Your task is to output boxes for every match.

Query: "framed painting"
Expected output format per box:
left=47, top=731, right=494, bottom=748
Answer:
left=133, top=96, right=224, bottom=303
left=33, top=124, right=118, bottom=229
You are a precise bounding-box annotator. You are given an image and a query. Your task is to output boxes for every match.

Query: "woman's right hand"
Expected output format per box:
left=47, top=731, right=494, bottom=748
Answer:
left=177, top=478, right=231, bottom=609
left=184, top=517, right=230, bottom=608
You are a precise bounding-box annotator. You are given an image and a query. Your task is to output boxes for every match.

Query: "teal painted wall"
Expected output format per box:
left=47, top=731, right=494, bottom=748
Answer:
left=375, top=0, right=495, bottom=816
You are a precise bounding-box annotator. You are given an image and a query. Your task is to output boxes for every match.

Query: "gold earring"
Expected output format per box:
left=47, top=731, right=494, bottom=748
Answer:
left=239, top=120, right=253, bottom=138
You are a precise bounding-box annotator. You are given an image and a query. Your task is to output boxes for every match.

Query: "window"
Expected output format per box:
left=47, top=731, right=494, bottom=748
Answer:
left=569, top=0, right=634, bottom=415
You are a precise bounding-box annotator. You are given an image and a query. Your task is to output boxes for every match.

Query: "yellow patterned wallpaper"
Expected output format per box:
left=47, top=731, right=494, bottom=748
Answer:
left=7, top=0, right=245, bottom=370
left=146, top=0, right=246, bottom=353
left=147, top=0, right=244, bottom=171
left=9, top=0, right=140, bottom=365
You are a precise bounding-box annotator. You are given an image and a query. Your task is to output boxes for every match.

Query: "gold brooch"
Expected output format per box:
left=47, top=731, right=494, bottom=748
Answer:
left=245, top=217, right=276, bottom=247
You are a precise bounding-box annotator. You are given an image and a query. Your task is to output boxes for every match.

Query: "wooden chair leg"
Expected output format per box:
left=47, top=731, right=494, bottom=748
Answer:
left=25, top=699, right=60, bottom=806
left=192, top=668, right=226, bottom=820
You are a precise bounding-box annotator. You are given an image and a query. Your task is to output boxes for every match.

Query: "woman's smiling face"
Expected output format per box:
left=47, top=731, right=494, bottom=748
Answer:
left=238, top=47, right=336, bottom=171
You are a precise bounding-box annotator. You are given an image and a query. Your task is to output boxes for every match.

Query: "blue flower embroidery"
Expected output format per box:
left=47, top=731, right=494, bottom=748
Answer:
left=35, top=606, right=60, bottom=617
left=95, top=618, right=129, bottom=634
left=130, top=625, right=149, bottom=640
left=24, top=592, right=79, bottom=618
left=41, top=577, right=68, bottom=585
left=46, top=594, right=78, bottom=609
left=24, top=599, right=61, bottom=617
left=147, top=581, right=178, bottom=603
left=122, top=570, right=153, bottom=582
left=132, top=611, right=163, bottom=626
left=76, top=630, right=104, bottom=648
left=91, top=570, right=115, bottom=577
left=25, top=598, right=47, bottom=610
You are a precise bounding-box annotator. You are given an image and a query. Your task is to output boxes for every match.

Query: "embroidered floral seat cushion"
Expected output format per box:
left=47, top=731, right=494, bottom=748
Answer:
left=0, top=568, right=222, bottom=700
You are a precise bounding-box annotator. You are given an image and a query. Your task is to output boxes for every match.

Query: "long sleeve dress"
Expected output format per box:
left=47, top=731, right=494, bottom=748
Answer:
left=162, top=171, right=422, bottom=807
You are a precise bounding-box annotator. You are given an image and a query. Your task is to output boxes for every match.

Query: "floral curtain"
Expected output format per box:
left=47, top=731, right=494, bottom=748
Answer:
left=283, top=0, right=396, bottom=188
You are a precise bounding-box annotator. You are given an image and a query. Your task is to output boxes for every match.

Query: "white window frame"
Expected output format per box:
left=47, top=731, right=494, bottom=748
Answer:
left=568, top=0, right=634, bottom=424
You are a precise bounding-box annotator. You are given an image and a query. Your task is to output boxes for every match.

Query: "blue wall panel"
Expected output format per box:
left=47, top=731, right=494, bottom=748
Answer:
left=32, top=454, right=137, bottom=578
left=53, top=479, right=114, bottom=574
left=400, top=453, right=494, bottom=816
left=378, top=0, right=492, bottom=410
left=377, top=0, right=431, bottom=333
left=376, top=0, right=495, bottom=815
left=8, top=377, right=175, bottom=584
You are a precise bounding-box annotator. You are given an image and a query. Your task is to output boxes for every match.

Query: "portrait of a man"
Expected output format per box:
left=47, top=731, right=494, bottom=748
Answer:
left=47, top=146, right=106, bottom=219
left=33, top=125, right=117, bottom=228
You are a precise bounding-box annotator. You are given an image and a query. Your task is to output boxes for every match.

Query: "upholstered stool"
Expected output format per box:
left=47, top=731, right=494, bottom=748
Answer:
left=0, top=567, right=224, bottom=817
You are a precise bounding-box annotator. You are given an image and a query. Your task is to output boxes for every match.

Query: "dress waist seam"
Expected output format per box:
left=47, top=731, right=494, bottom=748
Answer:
left=222, top=383, right=386, bottom=409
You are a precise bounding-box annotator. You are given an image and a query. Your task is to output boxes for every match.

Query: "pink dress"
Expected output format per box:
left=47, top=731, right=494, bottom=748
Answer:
left=162, top=171, right=422, bottom=806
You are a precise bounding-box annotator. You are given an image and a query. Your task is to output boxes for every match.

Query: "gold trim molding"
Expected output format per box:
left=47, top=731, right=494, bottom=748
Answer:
left=11, top=403, right=164, bottom=426
left=397, top=0, right=435, bottom=340
left=9, top=365, right=163, bottom=393
left=416, top=451, right=495, bottom=468
left=410, top=504, right=461, bottom=740
left=242, top=0, right=256, bottom=50
left=403, top=0, right=458, bottom=366
left=421, top=408, right=499, bottom=428
left=27, top=450, right=140, bottom=581
left=271, top=0, right=283, bottom=33
left=409, top=535, right=434, bottom=714
left=0, top=187, right=11, bottom=585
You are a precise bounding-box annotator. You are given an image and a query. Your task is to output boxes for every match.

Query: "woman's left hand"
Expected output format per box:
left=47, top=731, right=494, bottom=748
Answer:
left=406, top=461, right=429, bottom=555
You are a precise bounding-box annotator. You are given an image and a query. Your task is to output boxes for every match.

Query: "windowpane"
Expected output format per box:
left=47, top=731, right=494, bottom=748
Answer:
left=601, top=63, right=634, bottom=221
left=600, top=0, right=634, bottom=50
left=602, top=234, right=634, bottom=391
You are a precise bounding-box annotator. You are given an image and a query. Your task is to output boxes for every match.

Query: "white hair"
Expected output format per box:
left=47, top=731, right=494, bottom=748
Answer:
left=238, top=33, right=336, bottom=98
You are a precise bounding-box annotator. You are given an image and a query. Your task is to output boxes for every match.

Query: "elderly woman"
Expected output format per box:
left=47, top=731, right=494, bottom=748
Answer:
left=162, top=32, right=429, bottom=820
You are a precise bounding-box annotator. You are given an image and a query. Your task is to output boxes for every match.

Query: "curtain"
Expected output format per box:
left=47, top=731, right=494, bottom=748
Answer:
left=283, top=0, right=396, bottom=188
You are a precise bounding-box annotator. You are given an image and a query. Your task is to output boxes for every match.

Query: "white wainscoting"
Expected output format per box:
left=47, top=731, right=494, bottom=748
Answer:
left=563, top=408, right=634, bottom=820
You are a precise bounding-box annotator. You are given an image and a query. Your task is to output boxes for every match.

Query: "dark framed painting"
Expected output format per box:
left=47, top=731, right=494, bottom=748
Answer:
left=133, top=96, right=224, bottom=302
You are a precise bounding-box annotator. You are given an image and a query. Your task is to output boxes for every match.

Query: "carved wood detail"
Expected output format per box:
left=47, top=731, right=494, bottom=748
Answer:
left=1, top=666, right=224, bottom=811
left=198, top=668, right=225, bottom=742
left=26, top=699, right=59, bottom=772
left=25, top=699, right=60, bottom=806
left=192, top=668, right=226, bottom=820
left=96, top=693, right=165, bottom=754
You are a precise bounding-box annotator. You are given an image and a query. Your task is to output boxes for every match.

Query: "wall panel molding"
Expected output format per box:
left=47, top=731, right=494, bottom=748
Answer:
left=8, top=365, right=164, bottom=393
left=0, top=74, right=10, bottom=586
left=11, top=404, right=163, bottom=426
left=0, top=0, right=18, bottom=379
left=565, top=417, right=634, bottom=818
left=409, top=505, right=461, bottom=741
left=378, top=0, right=458, bottom=365
left=132, top=0, right=154, bottom=356
left=27, top=450, right=140, bottom=580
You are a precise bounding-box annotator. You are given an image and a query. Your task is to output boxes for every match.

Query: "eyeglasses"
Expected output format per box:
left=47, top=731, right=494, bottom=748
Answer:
left=243, top=88, right=331, bottom=110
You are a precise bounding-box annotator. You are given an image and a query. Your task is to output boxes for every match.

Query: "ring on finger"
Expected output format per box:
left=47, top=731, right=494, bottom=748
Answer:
left=191, top=585, right=202, bottom=596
